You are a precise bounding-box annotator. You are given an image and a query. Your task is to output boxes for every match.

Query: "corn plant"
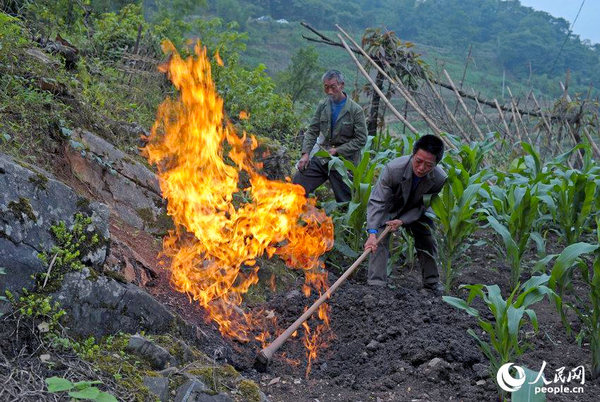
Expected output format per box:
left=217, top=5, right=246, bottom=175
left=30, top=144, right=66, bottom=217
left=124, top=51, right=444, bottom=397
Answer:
left=431, top=158, right=485, bottom=292
left=548, top=226, right=600, bottom=377
left=483, top=184, right=543, bottom=288
left=443, top=274, right=555, bottom=398
left=544, top=168, right=599, bottom=245
left=455, top=132, right=498, bottom=176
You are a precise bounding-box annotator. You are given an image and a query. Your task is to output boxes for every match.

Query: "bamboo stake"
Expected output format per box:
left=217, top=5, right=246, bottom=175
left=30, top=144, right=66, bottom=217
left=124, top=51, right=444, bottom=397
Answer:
left=471, top=89, right=494, bottom=134
left=335, top=34, right=421, bottom=136
left=494, top=99, right=512, bottom=140
left=507, top=87, right=531, bottom=143
left=443, top=69, right=485, bottom=141
left=559, top=82, right=585, bottom=165
left=335, top=26, right=456, bottom=150
left=425, top=77, right=471, bottom=142
left=508, top=97, right=522, bottom=142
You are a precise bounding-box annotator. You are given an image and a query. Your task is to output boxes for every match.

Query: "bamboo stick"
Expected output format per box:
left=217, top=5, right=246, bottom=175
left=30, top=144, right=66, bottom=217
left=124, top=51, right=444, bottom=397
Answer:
left=443, top=69, right=485, bottom=141
left=494, top=99, right=512, bottom=140
left=335, top=26, right=456, bottom=150
left=335, top=34, right=421, bottom=136
left=425, top=77, right=471, bottom=142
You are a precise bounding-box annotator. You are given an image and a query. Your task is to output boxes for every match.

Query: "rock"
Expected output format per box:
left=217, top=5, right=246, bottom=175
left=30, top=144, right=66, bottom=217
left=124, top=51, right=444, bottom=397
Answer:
left=144, top=376, right=170, bottom=402
left=63, top=129, right=169, bottom=233
left=54, top=269, right=176, bottom=338
left=366, top=340, right=380, bottom=351
left=428, top=357, right=443, bottom=367
left=0, top=153, right=109, bottom=296
left=473, top=363, right=489, bottom=379
left=213, top=394, right=234, bottom=402
left=362, top=294, right=377, bottom=309
left=386, top=326, right=401, bottom=336
left=127, top=334, right=178, bottom=370
left=419, top=357, right=451, bottom=383
left=173, top=379, right=211, bottom=402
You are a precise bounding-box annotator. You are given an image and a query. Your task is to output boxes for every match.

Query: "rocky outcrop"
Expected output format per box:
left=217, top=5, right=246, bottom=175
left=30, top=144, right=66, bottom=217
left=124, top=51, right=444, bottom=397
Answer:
left=63, top=128, right=171, bottom=234
left=0, top=154, right=109, bottom=298
left=54, top=268, right=176, bottom=338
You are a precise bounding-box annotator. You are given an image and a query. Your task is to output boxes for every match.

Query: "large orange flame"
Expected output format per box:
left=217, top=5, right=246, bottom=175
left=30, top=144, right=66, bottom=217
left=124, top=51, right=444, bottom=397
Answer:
left=143, top=41, right=334, bottom=369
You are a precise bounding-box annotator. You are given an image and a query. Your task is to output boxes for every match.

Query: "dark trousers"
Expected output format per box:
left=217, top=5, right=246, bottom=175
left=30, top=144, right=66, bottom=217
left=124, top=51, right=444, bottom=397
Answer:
left=292, top=158, right=351, bottom=202
left=367, top=216, right=439, bottom=286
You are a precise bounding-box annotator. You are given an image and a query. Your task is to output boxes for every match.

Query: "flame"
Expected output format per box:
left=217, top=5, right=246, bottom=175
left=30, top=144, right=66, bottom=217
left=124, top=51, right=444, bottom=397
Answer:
left=144, top=41, right=334, bottom=366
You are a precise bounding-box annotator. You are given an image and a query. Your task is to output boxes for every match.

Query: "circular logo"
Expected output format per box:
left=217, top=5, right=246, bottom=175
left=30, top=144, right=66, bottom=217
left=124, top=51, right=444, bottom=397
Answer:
left=497, top=363, right=526, bottom=393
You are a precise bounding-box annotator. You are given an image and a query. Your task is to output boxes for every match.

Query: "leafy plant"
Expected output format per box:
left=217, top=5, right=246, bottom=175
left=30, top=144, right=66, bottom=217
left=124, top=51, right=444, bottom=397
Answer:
left=443, top=275, right=555, bottom=398
left=431, top=158, right=485, bottom=292
left=547, top=229, right=600, bottom=377
left=484, top=184, right=543, bottom=288
left=545, top=168, right=599, bottom=245
left=45, top=376, right=117, bottom=402
left=7, top=291, right=66, bottom=333
left=37, top=213, right=100, bottom=291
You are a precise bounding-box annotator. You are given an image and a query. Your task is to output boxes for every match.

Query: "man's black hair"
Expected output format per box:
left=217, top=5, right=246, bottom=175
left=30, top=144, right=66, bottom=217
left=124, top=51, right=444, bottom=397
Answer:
left=413, top=135, right=444, bottom=163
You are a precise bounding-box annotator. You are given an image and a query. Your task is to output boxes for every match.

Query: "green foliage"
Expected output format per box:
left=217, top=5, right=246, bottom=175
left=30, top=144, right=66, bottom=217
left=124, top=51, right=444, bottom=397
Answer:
left=431, top=157, right=485, bottom=292
left=45, top=376, right=118, bottom=402
left=37, top=213, right=100, bottom=291
left=92, top=4, right=149, bottom=59
left=213, top=54, right=300, bottom=146
left=455, top=133, right=498, bottom=176
left=511, top=366, right=547, bottom=402
left=10, top=292, right=66, bottom=333
left=21, top=0, right=90, bottom=39
left=546, top=168, right=599, bottom=245
left=275, top=45, right=321, bottom=104
left=548, top=237, right=600, bottom=377
left=484, top=184, right=543, bottom=289
left=443, top=275, right=555, bottom=396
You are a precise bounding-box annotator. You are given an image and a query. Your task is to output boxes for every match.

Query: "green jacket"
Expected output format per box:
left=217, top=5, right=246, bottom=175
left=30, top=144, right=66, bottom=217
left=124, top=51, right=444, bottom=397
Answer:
left=301, top=95, right=367, bottom=165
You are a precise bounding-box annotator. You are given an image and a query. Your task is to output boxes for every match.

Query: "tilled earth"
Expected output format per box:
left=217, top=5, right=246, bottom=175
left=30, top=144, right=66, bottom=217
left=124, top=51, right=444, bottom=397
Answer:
left=236, top=265, right=600, bottom=402
left=147, top=229, right=600, bottom=402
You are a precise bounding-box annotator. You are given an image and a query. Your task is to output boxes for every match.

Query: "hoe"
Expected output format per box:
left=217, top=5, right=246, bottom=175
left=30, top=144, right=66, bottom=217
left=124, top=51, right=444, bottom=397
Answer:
left=254, top=226, right=392, bottom=372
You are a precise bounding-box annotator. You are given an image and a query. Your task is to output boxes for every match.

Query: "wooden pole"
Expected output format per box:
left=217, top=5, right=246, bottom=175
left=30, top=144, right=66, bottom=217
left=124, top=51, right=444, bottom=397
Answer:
left=255, top=226, right=392, bottom=372
left=335, top=34, right=421, bottom=137
left=335, top=26, right=456, bottom=150
left=425, top=77, right=471, bottom=142
left=443, top=69, right=485, bottom=141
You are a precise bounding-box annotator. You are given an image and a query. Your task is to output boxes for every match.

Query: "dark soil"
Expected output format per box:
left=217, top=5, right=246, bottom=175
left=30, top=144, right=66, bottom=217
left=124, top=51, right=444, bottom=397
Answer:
left=147, top=227, right=600, bottom=402
left=229, top=231, right=599, bottom=402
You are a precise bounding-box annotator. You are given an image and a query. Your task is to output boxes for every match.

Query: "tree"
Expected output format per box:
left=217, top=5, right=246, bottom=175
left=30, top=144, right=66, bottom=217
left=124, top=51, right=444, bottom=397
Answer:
left=276, top=46, right=320, bottom=104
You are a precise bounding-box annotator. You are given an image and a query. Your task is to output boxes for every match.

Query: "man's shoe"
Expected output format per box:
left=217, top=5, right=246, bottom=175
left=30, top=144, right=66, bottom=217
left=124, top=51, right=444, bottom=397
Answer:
left=423, top=282, right=444, bottom=297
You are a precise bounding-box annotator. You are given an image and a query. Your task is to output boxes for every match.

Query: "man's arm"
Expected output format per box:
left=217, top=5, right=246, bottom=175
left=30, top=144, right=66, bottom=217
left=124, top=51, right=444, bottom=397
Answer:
left=334, top=105, right=367, bottom=158
left=366, top=165, right=393, bottom=231
left=301, top=101, right=325, bottom=156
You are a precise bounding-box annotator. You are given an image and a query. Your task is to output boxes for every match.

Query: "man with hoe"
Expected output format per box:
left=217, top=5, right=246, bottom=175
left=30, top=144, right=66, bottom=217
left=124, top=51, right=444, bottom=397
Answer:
left=364, top=135, right=447, bottom=296
left=293, top=69, right=367, bottom=202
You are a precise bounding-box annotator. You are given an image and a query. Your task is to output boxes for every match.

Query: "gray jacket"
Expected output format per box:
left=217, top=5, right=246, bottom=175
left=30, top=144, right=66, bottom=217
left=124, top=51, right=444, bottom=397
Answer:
left=367, top=155, right=447, bottom=230
left=301, top=95, right=367, bottom=165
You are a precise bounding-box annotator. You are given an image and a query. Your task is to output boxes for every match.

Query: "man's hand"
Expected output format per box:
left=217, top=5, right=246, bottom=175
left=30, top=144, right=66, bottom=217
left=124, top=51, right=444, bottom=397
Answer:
left=364, top=233, right=378, bottom=253
left=328, top=147, right=338, bottom=156
left=297, top=153, right=310, bottom=171
left=386, top=219, right=403, bottom=232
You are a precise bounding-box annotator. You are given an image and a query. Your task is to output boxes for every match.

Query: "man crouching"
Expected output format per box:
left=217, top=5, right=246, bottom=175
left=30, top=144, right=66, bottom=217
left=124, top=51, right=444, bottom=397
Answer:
left=364, top=135, right=447, bottom=296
